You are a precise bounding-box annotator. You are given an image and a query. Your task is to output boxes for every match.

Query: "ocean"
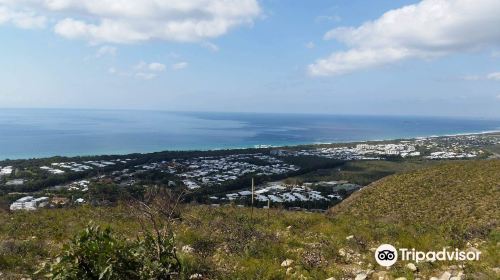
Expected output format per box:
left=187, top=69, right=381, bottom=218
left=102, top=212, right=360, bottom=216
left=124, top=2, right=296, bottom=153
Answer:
left=0, top=109, right=499, bottom=160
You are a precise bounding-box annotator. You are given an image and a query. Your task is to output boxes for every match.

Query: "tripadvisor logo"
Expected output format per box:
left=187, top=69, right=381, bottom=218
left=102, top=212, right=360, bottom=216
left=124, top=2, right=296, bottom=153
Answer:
left=374, top=244, right=481, bottom=267
left=375, top=244, right=398, bottom=267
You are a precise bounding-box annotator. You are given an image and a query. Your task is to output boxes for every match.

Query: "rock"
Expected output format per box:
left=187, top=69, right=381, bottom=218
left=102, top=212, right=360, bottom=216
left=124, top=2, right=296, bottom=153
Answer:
left=466, top=247, right=481, bottom=254
left=325, top=277, right=336, bottom=280
left=492, top=267, right=500, bottom=274
left=439, top=271, right=452, bottom=280
left=455, top=271, right=464, bottom=279
left=430, top=278, right=439, bottom=280
left=182, top=245, right=194, bottom=253
left=286, top=267, right=294, bottom=275
left=355, top=273, right=367, bottom=280
left=406, top=262, right=417, bottom=272
left=281, top=259, right=294, bottom=267
left=449, top=277, right=462, bottom=280
left=338, top=248, right=347, bottom=257
left=189, top=274, right=202, bottom=279
left=286, top=225, right=292, bottom=230
left=338, top=248, right=354, bottom=262
left=395, top=278, right=407, bottom=280
left=371, top=271, right=389, bottom=280
left=346, top=235, right=354, bottom=240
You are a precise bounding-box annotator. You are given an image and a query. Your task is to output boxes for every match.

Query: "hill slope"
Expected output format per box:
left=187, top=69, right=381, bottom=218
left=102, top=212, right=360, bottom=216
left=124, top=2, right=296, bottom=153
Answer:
left=331, top=160, right=500, bottom=236
left=0, top=160, right=499, bottom=279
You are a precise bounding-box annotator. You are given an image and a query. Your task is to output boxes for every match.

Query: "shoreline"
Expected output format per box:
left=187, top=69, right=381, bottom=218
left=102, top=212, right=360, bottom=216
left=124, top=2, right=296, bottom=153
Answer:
left=1, top=130, right=499, bottom=162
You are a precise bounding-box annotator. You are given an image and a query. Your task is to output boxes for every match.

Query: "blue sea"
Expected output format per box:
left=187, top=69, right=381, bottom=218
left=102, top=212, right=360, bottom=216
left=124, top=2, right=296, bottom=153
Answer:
left=0, top=109, right=499, bottom=160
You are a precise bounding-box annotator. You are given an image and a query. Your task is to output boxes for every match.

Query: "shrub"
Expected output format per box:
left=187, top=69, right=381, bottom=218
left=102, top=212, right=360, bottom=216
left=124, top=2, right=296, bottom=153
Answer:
left=37, top=223, right=180, bottom=280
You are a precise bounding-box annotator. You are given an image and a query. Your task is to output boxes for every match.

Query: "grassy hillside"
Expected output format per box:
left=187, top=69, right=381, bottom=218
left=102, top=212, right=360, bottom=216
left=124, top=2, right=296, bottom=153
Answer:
left=331, top=160, right=500, bottom=235
left=0, top=161, right=499, bottom=279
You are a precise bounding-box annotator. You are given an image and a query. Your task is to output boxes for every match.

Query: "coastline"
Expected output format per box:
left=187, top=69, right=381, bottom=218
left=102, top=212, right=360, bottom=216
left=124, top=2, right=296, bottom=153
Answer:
left=1, top=129, right=499, bottom=161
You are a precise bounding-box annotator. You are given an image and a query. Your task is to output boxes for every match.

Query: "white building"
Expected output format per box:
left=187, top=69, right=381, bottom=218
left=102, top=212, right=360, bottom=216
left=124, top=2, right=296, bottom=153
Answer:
left=10, top=196, right=49, bottom=211
left=0, top=166, right=13, bottom=176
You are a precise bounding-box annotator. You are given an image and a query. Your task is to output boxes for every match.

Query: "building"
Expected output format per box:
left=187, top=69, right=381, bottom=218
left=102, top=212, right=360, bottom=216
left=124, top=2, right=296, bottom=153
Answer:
left=10, top=196, right=49, bottom=211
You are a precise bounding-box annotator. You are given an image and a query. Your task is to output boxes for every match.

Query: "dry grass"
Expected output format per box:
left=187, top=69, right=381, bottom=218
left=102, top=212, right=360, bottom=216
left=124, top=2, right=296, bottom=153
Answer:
left=0, top=160, right=499, bottom=279
left=331, top=160, right=500, bottom=237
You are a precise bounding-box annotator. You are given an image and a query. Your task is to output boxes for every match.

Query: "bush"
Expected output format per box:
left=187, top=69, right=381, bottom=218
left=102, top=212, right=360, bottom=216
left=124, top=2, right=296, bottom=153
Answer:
left=37, top=223, right=180, bottom=280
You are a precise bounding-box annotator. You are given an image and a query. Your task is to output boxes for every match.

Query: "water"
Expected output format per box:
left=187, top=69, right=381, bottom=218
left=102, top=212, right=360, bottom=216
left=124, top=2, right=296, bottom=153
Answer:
left=0, top=108, right=499, bottom=159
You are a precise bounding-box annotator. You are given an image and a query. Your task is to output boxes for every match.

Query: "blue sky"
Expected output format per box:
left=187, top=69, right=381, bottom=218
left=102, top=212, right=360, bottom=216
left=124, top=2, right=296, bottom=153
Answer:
left=0, top=0, right=499, bottom=118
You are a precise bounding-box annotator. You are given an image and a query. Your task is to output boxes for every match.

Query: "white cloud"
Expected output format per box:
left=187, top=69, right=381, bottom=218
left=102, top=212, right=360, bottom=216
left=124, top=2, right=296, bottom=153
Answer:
left=0, top=0, right=261, bottom=44
left=486, top=72, right=500, bottom=81
left=310, top=48, right=410, bottom=76
left=315, top=15, right=341, bottom=23
left=201, top=41, right=220, bottom=52
left=96, top=45, right=117, bottom=57
left=305, top=42, right=315, bottom=49
left=135, top=72, right=157, bottom=80
left=309, top=0, right=500, bottom=76
left=172, top=62, right=188, bottom=70
left=462, top=72, right=500, bottom=81
left=461, top=75, right=481, bottom=81
left=134, top=61, right=147, bottom=70
left=135, top=61, right=166, bottom=72
left=110, top=61, right=165, bottom=79
left=148, top=62, right=166, bottom=72
left=0, top=6, right=46, bottom=29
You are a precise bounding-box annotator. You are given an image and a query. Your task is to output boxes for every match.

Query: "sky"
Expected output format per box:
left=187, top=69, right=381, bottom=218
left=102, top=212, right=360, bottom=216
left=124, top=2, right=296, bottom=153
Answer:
left=0, top=0, right=499, bottom=118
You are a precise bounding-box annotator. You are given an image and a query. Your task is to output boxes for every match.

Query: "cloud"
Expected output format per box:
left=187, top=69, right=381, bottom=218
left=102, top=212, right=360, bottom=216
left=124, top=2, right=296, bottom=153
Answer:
left=172, top=62, right=188, bottom=70
left=314, top=15, right=341, bottom=23
left=0, top=6, right=46, bottom=29
left=148, top=62, right=166, bottom=72
left=201, top=41, right=220, bottom=52
left=461, top=75, right=481, bottom=81
left=309, top=0, right=500, bottom=76
left=135, top=61, right=166, bottom=72
left=462, top=72, right=500, bottom=81
left=96, top=45, right=117, bottom=57
left=109, top=61, right=165, bottom=80
left=486, top=72, right=500, bottom=81
left=310, top=48, right=410, bottom=76
left=0, top=0, right=261, bottom=44
left=305, top=42, right=315, bottom=49
left=135, top=72, right=157, bottom=80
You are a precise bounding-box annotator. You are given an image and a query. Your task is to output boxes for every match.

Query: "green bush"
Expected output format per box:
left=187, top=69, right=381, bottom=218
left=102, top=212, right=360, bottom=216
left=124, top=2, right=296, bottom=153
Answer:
left=37, top=223, right=180, bottom=280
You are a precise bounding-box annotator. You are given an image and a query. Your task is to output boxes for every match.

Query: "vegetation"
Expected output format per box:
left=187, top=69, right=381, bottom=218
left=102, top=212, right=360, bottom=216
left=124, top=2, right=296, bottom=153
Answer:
left=331, top=160, right=500, bottom=235
left=38, top=224, right=180, bottom=280
left=284, top=159, right=441, bottom=186
left=0, top=160, right=498, bottom=279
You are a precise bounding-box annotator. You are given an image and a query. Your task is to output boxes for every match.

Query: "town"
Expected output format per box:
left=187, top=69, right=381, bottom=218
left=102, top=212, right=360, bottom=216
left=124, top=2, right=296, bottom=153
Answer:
left=1, top=133, right=499, bottom=211
left=275, top=133, right=498, bottom=160
left=216, top=180, right=361, bottom=205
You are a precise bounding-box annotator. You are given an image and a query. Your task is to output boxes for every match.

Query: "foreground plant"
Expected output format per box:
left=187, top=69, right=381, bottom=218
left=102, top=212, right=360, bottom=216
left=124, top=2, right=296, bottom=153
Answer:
left=37, top=187, right=184, bottom=279
left=36, top=223, right=180, bottom=280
